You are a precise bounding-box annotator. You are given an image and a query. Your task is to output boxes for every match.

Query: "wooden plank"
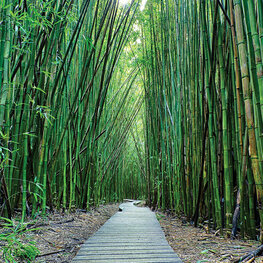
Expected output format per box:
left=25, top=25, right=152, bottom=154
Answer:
left=73, top=258, right=182, bottom=262
left=72, top=201, right=182, bottom=263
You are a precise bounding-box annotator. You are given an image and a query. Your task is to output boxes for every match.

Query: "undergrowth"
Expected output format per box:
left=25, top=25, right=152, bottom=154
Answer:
left=0, top=217, right=39, bottom=263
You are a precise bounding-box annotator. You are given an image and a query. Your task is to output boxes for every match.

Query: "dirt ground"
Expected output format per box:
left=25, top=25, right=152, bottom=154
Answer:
left=158, top=212, right=263, bottom=263
left=1, top=202, right=263, bottom=262
left=0, top=203, right=119, bottom=263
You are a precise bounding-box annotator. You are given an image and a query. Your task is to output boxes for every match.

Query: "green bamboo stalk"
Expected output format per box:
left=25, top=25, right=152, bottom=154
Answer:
left=233, top=0, right=263, bottom=241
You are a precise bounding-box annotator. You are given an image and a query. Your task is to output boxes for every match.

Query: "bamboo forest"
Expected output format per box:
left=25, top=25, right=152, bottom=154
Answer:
left=1, top=0, right=263, bottom=261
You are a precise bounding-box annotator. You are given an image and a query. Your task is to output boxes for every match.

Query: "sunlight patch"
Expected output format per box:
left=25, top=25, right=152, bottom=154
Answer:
left=119, top=0, right=131, bottom=6
left=140, top=0, right=147, bottom=11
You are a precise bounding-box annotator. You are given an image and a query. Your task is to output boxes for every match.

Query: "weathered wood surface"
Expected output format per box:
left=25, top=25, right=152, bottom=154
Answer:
left=72, top=201, right=182, bottom=262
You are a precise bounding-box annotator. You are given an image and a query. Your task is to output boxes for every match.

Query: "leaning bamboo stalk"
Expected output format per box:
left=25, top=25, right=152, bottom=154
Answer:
left=233, top=0, right=263, bottom=242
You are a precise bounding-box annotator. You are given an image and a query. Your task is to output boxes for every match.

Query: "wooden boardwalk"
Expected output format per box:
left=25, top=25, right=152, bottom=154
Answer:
left=72, top=201, right=182, bottom=262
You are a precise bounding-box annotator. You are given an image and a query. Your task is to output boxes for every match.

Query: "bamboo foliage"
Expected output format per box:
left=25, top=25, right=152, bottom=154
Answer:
left=0, top=0, right=140, bottom=218
left=1, top=0, right=263, bottom=243
left=140, top=0, right=263, bottom=240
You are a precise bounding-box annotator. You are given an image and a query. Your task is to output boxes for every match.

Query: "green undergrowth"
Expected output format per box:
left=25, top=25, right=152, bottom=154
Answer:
left=156, top=213, right=165, bottom=221
left=0, top=217, right=40, bottom=263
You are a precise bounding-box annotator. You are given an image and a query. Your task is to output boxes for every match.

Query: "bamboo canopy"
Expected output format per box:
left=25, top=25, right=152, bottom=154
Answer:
left=0, top=0, right=263, bottom=242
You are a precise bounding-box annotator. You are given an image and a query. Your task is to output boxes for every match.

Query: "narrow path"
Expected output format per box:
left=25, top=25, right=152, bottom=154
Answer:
left=72, top=201, right=182, bottom=262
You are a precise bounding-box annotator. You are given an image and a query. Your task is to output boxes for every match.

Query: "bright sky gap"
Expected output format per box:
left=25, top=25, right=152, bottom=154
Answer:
left=119, top=0, right=147, bottom=11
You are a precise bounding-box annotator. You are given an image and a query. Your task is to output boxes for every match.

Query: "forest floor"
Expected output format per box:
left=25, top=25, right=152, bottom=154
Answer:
left=1, top=202, right=262, bottom=262
left=0, top=203, right=119, bottom=263
left=158, top=211, right=262, bottom=262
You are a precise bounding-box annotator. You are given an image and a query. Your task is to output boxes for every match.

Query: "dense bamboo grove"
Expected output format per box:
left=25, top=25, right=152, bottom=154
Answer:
left=0, top=0, right=143, bottom=221
left=1, top=0, right=263, bottom=243
left=140, top=0, right=263, bottom=241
